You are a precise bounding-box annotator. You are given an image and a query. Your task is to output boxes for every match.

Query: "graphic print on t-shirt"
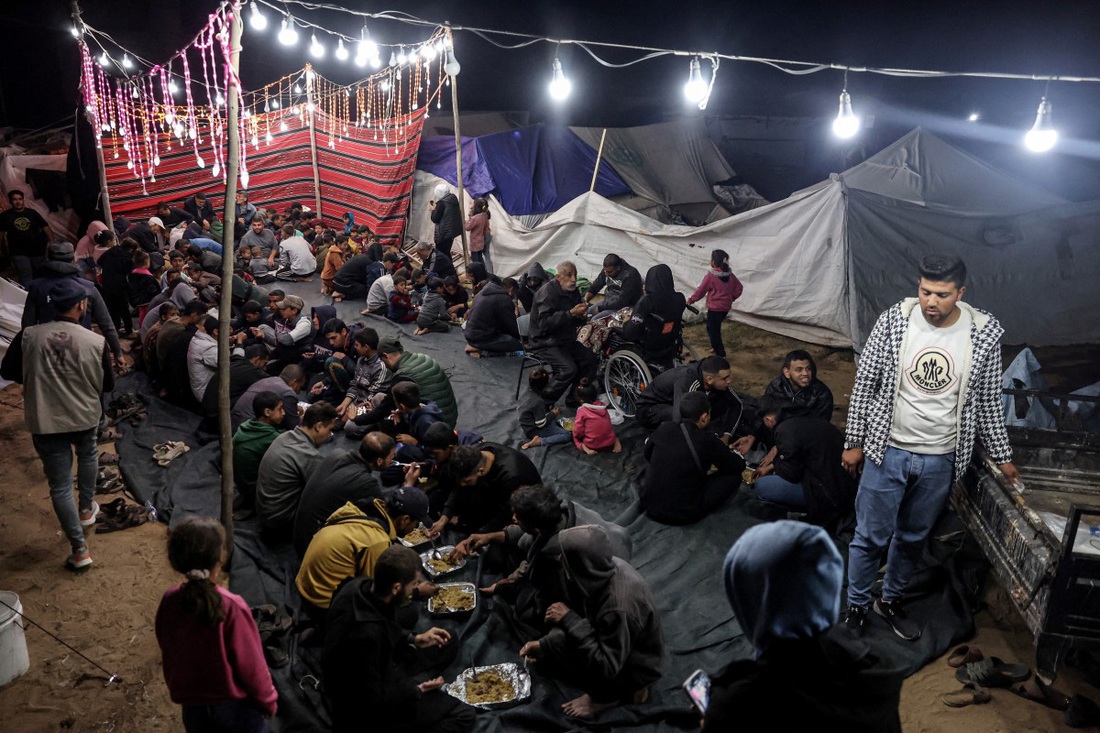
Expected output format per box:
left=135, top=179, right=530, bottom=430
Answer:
left=905, top=347, right=958, bottom=395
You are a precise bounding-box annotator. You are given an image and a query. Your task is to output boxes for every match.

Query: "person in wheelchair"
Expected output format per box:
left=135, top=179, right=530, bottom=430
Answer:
left=619, top=264, right=686, bottom=370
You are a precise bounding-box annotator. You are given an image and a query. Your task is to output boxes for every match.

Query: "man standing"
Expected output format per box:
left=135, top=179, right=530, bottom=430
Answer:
left=529, top=261, right=597, bottom=405
left=0, top=190, right=52, bottom=283
left=1, top=279, right=113, bottom=569
left=842, top=255, right=1017, bottom=640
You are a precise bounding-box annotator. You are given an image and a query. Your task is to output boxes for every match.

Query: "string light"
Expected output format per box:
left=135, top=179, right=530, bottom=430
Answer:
left=99, top=52, right=109, bottom=67
left=832, top=71, right=859, bottom=139
left=335, top=39, right=349, bottom=61
left=122, top=53, right=133, bottom=70
left=548, top=57, right=571, bottom=101
left=310, top=33, right=325, bottom=59
left=443, top=46, right=461, bottom=76
left=684, top=58, right=707, bottom=104
left=248, top=3, right=267, bottom=31
left=70, top=25, right=82, bottom=39
left=1025, top=96, right=1058, bottom=153
left=967, top=112, right=980, bottom=122
left=278, top=16, right=298, bottom=46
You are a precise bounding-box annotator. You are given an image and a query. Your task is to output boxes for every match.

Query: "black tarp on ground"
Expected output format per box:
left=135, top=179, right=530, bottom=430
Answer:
left=110, top=280, right=975, bottom=731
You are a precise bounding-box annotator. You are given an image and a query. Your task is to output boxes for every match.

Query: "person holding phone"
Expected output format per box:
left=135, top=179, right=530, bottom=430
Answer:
left=702, top=521, right=902, bottom=731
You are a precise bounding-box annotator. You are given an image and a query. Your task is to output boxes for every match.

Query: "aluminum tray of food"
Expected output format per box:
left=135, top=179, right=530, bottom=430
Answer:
left=427, top=582, right=477, bottom=615
left=558, top=416, right=575, bottom=432
left=399, top=526, right=433, bottom=548
left=420, top=546, right=466, bottom=577
left=444, top=663, right=531, bottom=709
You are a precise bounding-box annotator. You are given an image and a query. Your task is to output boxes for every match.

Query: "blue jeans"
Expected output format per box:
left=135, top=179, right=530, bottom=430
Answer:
left=846, top=447, right=956, bottom=608
left=754, top=474, right=806, bottom=509
left=532, top=423, right=571, bottom=446
left=32, top=428, right=99, bottom=549
left=181, top=699, right=269, bottom=733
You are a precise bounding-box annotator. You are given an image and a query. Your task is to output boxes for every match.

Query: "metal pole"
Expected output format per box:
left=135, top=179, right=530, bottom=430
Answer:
left=69, top=0, right=113, bottom=227
left=305, top=64, right=323, bottom=219
left=589, top=128, right=608, bottom=193
left=449, top=74, right=470, bottom=274
left=217, top=5, right=243, bottom=549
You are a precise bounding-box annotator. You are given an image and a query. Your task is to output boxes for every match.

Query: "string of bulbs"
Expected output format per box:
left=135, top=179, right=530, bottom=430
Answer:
left=74, top=0, right=1088, bottom=153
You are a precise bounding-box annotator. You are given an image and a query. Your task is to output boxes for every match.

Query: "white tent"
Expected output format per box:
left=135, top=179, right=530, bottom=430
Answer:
left=0, top=145, right=80, bottom=243
left=409, top=129, right=1100, bottom=351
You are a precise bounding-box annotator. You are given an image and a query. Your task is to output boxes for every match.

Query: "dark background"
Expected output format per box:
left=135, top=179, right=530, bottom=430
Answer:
left=6, top=0, right=1100, bottom=201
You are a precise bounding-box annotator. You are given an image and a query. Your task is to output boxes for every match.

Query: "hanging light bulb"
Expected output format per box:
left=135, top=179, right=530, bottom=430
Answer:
left=272, top=99, right=281, bottom=109
left=397, top=46, right=408, bottom=65
left=98, top=52, right=109, bottom=67
left=278, top=16, right=298, bottom=46
left=548, top=57, right=571, bottom=101
left=212, top=161, right=221, bottom=178
left=293, top=83, right=302, bottom=94
left=310, top=33, right=324, bottom=58
left=444, top=47, right=461, bottom=77
left=70, top=25, right=81, bottom=38
left=371, top=54, right=382, bottom=69
left=216, top=93, right=225, bottom=107
left=280, top=120, right=289, bottom=132
left=335, top=38, right=349, bottom=61
left=1024, top=96, right=1058, bottom=152
left=240, top=169, right=250, bottom=189
left=168, top=80, right=179, bottom=95
left=683, top=58, right=708, bottom=104
left=422, top=43, right=437, bottom=61
left=249, top=2, right=267, bottom=31
left=122, top=54, right=134, bottom=70
left=832, top=90, right=860, bottom=139
left=388, top=51, right=397, bottom=67
left=967, top=112, right=980, bottom=122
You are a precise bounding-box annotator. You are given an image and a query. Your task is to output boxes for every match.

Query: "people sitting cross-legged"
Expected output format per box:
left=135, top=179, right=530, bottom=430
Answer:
left=732, top=349, right=835, bottom=456
left=704, top=521, right=902, bottom=731
left=386, top=275, right=418, bottom=323
left=640, top=391, right=746, bottom=525
left=296, top=486, right=433, bottom=626
left=362, top=255, right=402, bottom=315
left=322, top=545, right=475, bottom=733
left=620, top=264, right=686, bottom=369
left=529, top=261, right=598, bottom=405
left=572, top=382, right=622, bottom=455
left=386, top=382, right=449, bottom=461
left=635, top=355, right=744, bottom=439
left=307, top=317, right=365, bottom=404
left=431, top=443, right=541, bottom=535
left=519, top=525, right=663, bottom=720
left=255, top=402, right=338, bottom=540
left=584, top=253, right=642, bottom=316
left=463, top=273, right=523, bottom=357
left=232, top=391, right=286, bottom=511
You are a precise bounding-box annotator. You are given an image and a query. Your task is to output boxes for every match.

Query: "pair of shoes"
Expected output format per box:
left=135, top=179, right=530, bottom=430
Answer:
left=79, top=501, right=101, bottom=527
left=98, top=451, right=120, bottom=466
left=874, top=598, right=922, bottom=641
left=67, top=545, right=93, bottom=570
left=955, top=657, right=1031, bottom=688
left=947, top=644, right=984, bottom=668
left=942, top=681, right=992, bottom=708
left=154, top=441, right=190, bottom=466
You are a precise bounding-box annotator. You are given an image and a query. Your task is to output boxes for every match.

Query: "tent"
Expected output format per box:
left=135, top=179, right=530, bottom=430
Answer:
left=0, top=144, right=80, bottom=243
left=410, top=128, right=1100, bottom=351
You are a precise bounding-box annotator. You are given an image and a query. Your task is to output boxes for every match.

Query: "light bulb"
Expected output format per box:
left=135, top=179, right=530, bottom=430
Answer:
left=265, top=132, right=273, bottom=142
left=422, top=43, right=436, bottom=61
left=240, top=169, right=250, bottom=189
left=122, top=54, right=133, bottom=69
left=212, top=161, right=220, bottom=178
left=280, top=121, right=289, bottom=132
left=278, top=16, right=298, bottom=46
left=548, top=58, right=571, bottom=101
left=832, top=90, right=860, bottom=139
left=968, top=112, right=980, bottom=122
left=355, top=51, right=367, bottom=68
left=335, top=39, right=348, bottom=61
left=371, top=54, right=382, bottom=69
left=389, top=51, right=397, bottom=67
left=310, top=34, right=324, bottom=58
left=272, top=99, right=280, bottom=109
left=249, top=3, right=267, bottom=31
left=168, top=80, right=178, bottom=95
left=397, top=47, right=407, bottom=65
left=444, top=48, right=461, bottom=77
left=99, top=52, right=109, bottom=67
left=153, top=154, right=160, bottom=166
left=1024, top=96, right=1058, bottom=153
left=216, top=93, right=225, bottom=107
left=684, top=58, right=707, bottom=104
left=196, top=155, right=206, bottom=168
left=70, top=25, right=81, bottom=38
left=293, top=84, right=302, bottom=94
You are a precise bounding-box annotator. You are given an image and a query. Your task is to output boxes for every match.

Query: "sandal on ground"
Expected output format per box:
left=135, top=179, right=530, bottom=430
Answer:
left=156, top=442, right=190, bottom=466
left=942, top=682, right=992, bottom=708
left=98, top=451, right=120, bottom=465
left=955, top=657, right=1031, bottom=688
left=1013, top=676, right=1071, bottom=711
left=947, top=644, right=984, bottom=668
left=98, top=427, right=123, bottom=444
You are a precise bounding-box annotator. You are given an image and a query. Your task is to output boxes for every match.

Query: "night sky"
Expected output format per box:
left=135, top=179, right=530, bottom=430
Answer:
left=6, top=1, right=1100, bottom=199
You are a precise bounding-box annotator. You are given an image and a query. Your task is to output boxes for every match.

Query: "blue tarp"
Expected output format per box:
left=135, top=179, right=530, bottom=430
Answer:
left=417, top=125, right=631, bottom=216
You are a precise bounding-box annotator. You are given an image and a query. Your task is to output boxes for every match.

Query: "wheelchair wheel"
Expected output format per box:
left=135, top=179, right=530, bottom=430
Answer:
left=603, top=350, right=653, bottom=418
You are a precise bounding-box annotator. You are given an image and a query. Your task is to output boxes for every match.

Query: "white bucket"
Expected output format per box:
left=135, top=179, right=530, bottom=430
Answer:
left=0, top=591, right=30, bottom=687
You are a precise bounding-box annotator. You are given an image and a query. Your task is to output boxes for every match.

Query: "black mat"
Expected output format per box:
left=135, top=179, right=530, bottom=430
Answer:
left=109, top=279, right=975, bottom=731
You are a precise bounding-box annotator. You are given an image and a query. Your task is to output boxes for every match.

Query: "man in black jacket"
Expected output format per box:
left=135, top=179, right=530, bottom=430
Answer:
left=322, top=546, right=475, bottom=733
left=429, top=182, right=463, bottom=266
left=464, top=279, right=523, bottom=355
left=414, top=240, right=457, bottom=281
left=641, top=392, right=745, bottom=525
left=432, top=443, right=542, bottom=535
left=529, top=261, right=598, bottom=404
left=733, top=349, right=835, bottom=454
left=181, top=192, right=216, bottom=231
left=585, top=253, right=642, bottom=315
left=635, top=355, right=744, bottom=438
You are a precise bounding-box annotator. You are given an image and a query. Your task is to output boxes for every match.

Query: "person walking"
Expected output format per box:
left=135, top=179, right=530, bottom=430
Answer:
left=841, top=255, right=1018, bottom=641
left=687, top=248, right=743, bottom=359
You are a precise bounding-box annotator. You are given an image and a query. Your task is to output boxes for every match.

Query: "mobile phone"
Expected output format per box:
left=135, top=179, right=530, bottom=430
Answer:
left=682, top=669, right=710, bottom=714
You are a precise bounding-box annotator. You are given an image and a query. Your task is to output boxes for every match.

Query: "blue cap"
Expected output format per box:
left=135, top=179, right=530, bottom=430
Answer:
left=46, top=278, right=88, bottom=312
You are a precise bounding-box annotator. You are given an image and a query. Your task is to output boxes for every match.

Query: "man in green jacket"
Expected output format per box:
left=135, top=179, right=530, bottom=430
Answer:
left=232, top=391, right=285, bottom=509
left=377, top=337, right=458, bottom=428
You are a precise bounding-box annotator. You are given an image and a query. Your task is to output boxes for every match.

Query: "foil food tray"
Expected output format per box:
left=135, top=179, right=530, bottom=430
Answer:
left=420, top=546, right=466, bottom=577
left=444, top=663, right=532, bottom=709
left=428, top=582, right=477, bottom=615
left=399, top=527, right=433, bottom=548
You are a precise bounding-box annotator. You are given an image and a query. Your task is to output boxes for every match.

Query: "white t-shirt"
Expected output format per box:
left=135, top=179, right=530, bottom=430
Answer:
left=888, top=307, right=972, bottom=455
left=278, top=236, right=315, bottom=276
left=366, top=274, right=395, bottom=311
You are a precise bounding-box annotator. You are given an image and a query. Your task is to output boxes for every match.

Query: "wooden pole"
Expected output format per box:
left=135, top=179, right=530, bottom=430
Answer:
left=449, top=72, right=470, bottom=274
left=69, top=0, right=112, bottom=227
left=217, top=6, right=243, bottom=550
left=305, top=64, right=323, bottom=220
left=589, top=128, right=608, bottom=193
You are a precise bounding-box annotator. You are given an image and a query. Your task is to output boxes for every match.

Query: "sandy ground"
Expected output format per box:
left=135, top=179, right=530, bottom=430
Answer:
left=0, top=320, right=1096, bottom=732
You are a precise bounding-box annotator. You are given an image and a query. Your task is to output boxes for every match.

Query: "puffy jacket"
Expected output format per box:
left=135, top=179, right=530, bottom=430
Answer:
left=416, top=291, right=450, bottom=328
left=464, top=211, right=489, bottom=252
left=391, top=351, right=458, bottom=428
left=465, top=281, right=520, bottom=345
left=529, top=279, right=584, bottom=350
left=431, top=193, right=463, bottom=243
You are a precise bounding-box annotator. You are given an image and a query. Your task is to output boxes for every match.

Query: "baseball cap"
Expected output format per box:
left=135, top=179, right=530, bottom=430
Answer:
left=46, top=278, right=88, bottom=311
left=148, top=216, right=165, bottom=229
left=274, top=294, right=305, bottom=311
left=377, top=336, right=403, bottom=354
left=47, top=241, right=75, bottom=261
left=386, top=486, right=432, bottom=527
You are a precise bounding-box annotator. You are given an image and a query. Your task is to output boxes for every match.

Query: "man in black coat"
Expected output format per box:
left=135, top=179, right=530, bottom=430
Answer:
left=181, top=192, right=217, bottom=231
left=433, top=443, right=542, bottom=535
left=429, top=182, right=463, bottom=265
left=322, top=546, right=475, bottom=733
left=464, top=279, right=523, bottom=355
left=414, top=240, right=457, bottom=281
left=733, top=349, right=835, bottom=454
left=635, top=355, right=744, bottom=438
left=585, top=253, right=642, bottom=315
left=332, top=253, right=373, bottom=300
left=641, top=392, right=745, bottom=525
left=528, top=261, right=598, bottom=404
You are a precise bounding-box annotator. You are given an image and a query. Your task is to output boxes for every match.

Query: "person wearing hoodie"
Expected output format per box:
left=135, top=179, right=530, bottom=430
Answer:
left=517, top=263, right=549, bottom=314
left=687, top=248, right=744, bottom=359
left=95, top=230, right=136, bottom=337
left=464, top=275, right=523, bottom=356
left=74, top=220, right=109, bottom=278
left=519, top=525, right=663, bottom=720
left=232, top=391, right=287, bottom=509
left=585, top=254, right=643, bottom=315
left=341, top=211, right=354, bottom=236
left=320, top=234, right=349, bottom=297
left=322, top=545, right=474, bottom=733
left=635, top=355, right=744, bottom=438
left=128, top=250, right=161, bottom=325
left=301, top=305, right=338, bottom=374
left=571, top=382, right=621, bottom=455
left=705, top=521, right=902, bottom=731
left=414, top=277, right=451, bottom=335
left=428, top=182, right=463, bottom=265
left=621, top=263, right=686, bottom=368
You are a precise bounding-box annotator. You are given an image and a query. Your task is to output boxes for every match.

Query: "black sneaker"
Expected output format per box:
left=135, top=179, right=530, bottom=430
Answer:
left=843, top=604, right=868, bottom=634
left=874, top=599, right=922, bottom=641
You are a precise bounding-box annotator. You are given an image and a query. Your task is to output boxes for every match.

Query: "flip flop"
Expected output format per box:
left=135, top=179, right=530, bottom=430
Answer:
left=98, top=451, right=120, bottom=465
left=1013, top=676, right=1071, bottom=711
left=98, top=427, right=123, bottom=444
left=942, top=682, right=992, bottom=708
left=955, top=657, right=1031, bottom=688
left=156, top=443, right=190, bottom=466
left=947, top=644, right=984, bottom=668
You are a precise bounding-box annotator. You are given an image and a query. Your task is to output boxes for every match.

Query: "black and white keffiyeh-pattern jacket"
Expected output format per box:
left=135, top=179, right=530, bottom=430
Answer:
left=844, top=298, right=1012, bottom=482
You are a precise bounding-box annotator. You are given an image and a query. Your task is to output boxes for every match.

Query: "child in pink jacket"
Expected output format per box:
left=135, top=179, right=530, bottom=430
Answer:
left=571, top=383, right=622, bottom=455
left=687, top=248, right=743, bottom=359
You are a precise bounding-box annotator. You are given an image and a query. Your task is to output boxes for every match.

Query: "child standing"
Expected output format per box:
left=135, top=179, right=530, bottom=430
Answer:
left=572, top=383, right=622, bottom=455
left=518, top=368, right=572, bottom=449
left=321, top=235, right=349, bottom=298
left=464, top=197, right=493, bottom=273
left=386, top=275, right=418, bottom=323
left=687, top=248, right=743, bottom=359
left=155, top=516, right=277, bottom=733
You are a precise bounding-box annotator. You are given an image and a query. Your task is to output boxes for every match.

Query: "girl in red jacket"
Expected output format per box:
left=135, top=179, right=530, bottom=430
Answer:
left=688, top=248, right=744, bottom=359
left=156, top=516, right=277, bottom=733
left=572, top=382, right=622, bottom=455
